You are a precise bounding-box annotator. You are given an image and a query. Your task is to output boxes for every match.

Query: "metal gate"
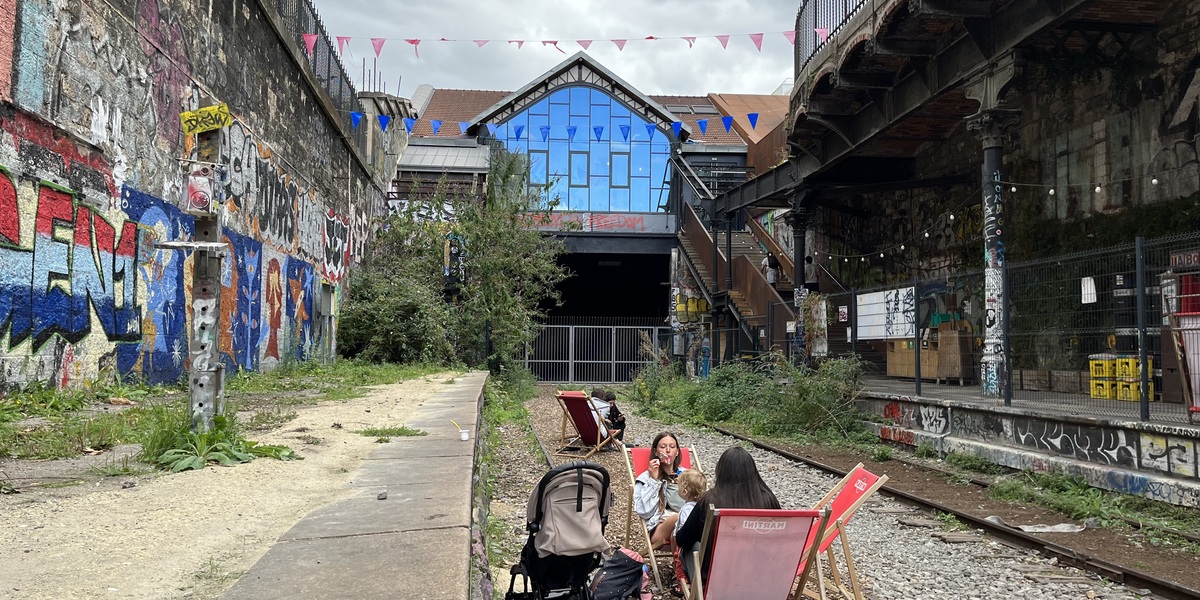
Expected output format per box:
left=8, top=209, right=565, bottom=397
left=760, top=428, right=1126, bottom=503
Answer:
left=525, top=319, right=669, bottom=383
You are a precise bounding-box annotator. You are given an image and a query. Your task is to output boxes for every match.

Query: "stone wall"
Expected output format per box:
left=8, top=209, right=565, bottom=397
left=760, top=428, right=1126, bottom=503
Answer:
left=0, top=0, right=392, bottom=387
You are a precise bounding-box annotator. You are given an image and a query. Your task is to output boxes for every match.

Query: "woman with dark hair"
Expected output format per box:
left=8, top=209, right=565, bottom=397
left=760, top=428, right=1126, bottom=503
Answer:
left=673, top=446, right=780, bottom=583
left=633, top=431, right=686, bottom=548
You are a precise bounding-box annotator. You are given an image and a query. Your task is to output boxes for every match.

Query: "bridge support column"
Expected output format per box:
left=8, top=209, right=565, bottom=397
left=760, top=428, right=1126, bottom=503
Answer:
left=787, top=196, right=815, bottom=364
left=965, top=52, right=1021, bottom=402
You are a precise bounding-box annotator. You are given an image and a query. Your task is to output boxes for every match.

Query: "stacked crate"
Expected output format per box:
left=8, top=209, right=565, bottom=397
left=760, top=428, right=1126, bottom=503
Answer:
left=1089, top=353, right=1117, bottom=399
left=1115, top=355, right=1154, bottom=401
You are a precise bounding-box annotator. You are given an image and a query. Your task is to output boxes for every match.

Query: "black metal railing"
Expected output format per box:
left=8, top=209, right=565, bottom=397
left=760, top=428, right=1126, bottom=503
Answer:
left=795, top=0, right=870, bottom=73
left=271, top=0, right=379, bottom=162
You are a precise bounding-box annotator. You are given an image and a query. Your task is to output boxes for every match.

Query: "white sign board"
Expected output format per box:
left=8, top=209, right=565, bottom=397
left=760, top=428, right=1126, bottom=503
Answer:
left=857, top=287, right=915, bottom=340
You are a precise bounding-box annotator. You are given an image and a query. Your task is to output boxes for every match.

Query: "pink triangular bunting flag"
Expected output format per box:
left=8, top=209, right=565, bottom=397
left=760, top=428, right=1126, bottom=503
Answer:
left=645, top=35, right=658, bottom=40
left=509, top=40, right=525, bottom=49
left=542, top=40, right=566, bottom=54
left=815, top=28, right=830, bottom=43
left=336, top=36, right=351, bottom=56
left=578, top=39, right=593, bottom=50
left=371, top=37, right=386, bottom=57
left=612, top=39, right=627, bottom=51
left=405, top=38, right=421, bottom=58
left=302, top=33, right=318, bottom=56
left=474, top=40, right=489, bottom=47
left=782, top=31, right=796, bottom=45
left=749, top=33, right=764, bottom=51
left=683, top=36, right=697, bottom=48
left=715, top=35, right=730, bottom=49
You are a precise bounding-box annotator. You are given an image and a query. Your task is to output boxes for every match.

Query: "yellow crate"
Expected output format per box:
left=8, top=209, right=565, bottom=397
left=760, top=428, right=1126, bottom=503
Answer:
left=1115, top=357, right=1153, bottom=378
left=1090, top=378, right=1117, bottom=399
left=1089, top=358, right=1116, bottom=378
left=1116, top=380, right=1155, bottom=401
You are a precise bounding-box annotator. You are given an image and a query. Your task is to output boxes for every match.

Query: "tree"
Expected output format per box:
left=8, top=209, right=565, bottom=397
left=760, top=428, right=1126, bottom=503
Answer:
left=339, top=146, right=569, bottom=371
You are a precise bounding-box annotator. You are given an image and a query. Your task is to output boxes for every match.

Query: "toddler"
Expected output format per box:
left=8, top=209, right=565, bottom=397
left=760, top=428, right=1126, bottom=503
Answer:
left=672, top=468, right=708, bottom=538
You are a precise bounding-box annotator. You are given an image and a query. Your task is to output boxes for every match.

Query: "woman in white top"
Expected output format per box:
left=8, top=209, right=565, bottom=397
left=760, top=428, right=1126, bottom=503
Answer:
left=634, top=431, right=686, bottom=548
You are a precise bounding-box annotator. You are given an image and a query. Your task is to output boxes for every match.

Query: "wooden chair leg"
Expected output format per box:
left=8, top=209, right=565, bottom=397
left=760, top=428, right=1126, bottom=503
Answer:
left=802, top=556, right=829, bottom=600
left=689, top=550, right=704, bottom=600
left=643, top=522, right=663, bottom=590
left=838, top=525, right=864, bottom=600
left=824, top=546, right=844, bottom=593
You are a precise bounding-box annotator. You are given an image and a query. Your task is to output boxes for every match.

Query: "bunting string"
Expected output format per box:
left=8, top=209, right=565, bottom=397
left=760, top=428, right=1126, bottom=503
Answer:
left=319, top=29, right=831, bottom=59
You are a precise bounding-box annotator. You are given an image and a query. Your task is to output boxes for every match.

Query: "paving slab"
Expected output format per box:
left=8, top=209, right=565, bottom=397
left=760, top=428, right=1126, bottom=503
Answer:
left=220, top=370, right=488, bottom=600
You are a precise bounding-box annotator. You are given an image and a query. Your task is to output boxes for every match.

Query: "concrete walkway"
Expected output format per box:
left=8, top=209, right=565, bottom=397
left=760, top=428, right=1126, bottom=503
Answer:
left=221, top=371, right=488, bottom=600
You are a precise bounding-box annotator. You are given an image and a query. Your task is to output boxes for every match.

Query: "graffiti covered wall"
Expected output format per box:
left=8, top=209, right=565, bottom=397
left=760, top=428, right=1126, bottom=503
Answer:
left=1, top=0, right=386, bottom=387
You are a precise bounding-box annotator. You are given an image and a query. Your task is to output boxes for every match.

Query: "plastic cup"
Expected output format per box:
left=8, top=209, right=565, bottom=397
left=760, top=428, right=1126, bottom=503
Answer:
left=459, top=429, right=469, bottom=441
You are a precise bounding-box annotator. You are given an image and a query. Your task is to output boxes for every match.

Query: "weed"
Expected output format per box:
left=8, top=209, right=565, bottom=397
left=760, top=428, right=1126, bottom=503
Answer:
left=375, top=437, right=391, bottom=443
left=936, top=512, right=969, bottom=531
left=90, top=455, right=153, bottom=477
left=42, top=479, right=84, bottom=489
left=295, top=434, right=323, bottom=445
left=357, top=426, right=426, bottom=437
left=945, top=452, right=1006, bottom=475
left=870, top=445, right=892, bottom=462
left=914, top=443, right=938, bottom=459
left=246, top=408, right=298, bottom=432
left=443, top=378, right=457, bottom=384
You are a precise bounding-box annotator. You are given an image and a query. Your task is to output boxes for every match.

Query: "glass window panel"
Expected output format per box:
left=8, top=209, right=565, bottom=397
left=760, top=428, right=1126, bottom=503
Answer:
left=650, top=150, right=668, bottom=187
left=611, top=153, right=630, bottom=187
left=529, top=151, right=548, bottom=185
left=570, top=152, right=588, bottom=186
left=570, top=87, right=590, bottom=115
left=531, top=98, right=549, bottom=115
left=590, top=176, right=610, bottom=210
left=632, top=140, right=650, bottom=176
left=550, top=103, right=568, bottom=131
left=549, top=142, right=569, bottom=182
left=550, top=88, right=569, bottom=104
left=590, top=151, right=609, bottom=178
left=631, top=177, right=650, bottom=211
left=609, top=187, right=630, bottom=212
left=548, top=178, right=566, bottom=208
left=568, top=187, right=589, bottom=211
left=592, top=104, right=610, bottom=126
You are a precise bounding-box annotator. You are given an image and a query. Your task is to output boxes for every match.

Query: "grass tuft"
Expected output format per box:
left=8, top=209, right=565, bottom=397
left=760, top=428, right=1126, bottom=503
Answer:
left=357, top=426, right=426, bottom=437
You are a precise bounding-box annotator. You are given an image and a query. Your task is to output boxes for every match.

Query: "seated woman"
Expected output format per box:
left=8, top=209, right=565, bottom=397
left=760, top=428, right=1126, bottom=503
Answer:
left=633, top=431, right=687, bottom=548
left=674, top=446, right=780, bottom=584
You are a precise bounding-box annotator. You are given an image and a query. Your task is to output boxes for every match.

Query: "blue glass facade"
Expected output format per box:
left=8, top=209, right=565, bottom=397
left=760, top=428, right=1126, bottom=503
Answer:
left=493, top=86, right=672, bottom=213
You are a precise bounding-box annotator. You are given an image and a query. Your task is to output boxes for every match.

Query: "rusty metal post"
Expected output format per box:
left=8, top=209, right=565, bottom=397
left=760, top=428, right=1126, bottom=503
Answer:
left=188, top=217, right=225, bottom=432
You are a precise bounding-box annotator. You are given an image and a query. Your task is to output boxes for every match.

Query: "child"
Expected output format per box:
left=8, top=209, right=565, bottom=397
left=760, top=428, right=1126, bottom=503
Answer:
left=605, top=391, right=627, bottom=442
left=672, top=469, right=707, bottom=539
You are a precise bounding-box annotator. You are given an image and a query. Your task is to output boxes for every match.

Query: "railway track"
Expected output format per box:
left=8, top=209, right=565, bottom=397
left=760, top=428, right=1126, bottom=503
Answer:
left=702, top=422, right=1200, bottom=600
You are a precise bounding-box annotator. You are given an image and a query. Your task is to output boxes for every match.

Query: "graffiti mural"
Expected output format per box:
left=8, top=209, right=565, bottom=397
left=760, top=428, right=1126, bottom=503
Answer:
left=1139, top=434, right=1198, bottom=479
left=951, top=410, right=1007, bottom=442
left=881, top=400, right=948, bottom=435
left=1011, top=418, right=1137, bottom=467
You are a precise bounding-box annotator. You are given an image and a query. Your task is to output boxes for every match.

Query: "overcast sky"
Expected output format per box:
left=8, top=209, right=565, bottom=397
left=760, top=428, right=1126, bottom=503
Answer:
left=309, top=0, right=800, bottom=97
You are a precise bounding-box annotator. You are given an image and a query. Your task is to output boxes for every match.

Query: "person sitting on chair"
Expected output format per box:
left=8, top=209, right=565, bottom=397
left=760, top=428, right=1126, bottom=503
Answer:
left=586, top=388, right=620, bottom=444
left=674, top=446, right=781, bottom=583
left=604, top=391, right=627, bottom=443
left=634, top=431, right=687, bottom=549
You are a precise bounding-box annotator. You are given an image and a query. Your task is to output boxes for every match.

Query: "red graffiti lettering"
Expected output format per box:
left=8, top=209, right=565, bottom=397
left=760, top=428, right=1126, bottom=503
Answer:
left=0, top=169, right=17, bottom=244
left=36, top=187, right=74, bottom=237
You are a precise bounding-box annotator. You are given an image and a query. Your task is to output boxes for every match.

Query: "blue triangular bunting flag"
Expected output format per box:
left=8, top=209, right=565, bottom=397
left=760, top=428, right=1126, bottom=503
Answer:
left=350, top=112, right=363, bottom=129
left=593, top=126, right=604, bottom=142
left=378, top=115, right=391, bottom=131
left=430, top=119, right=443, bottom=135
left=747, top=112, right=759, bottom=129
left=566, top=125, right=577, bottom=141
left=619, top=124, right=631, bottom=141
left=540, top=126, right=551, bottom=141
left=403, top=117, right=415, bottom=133
left=646, top=124, right=656, bottom=140
left=486, top=123, right=497, bottom=135
left=459, top=121, right=470, bottom=134
left=514, top=125, right=525, bottom=139
left=671, top=121, right=682, bottom=138
left=697, top=119, right=708, bottom=135
left=722, top=115, right=734, bottom=132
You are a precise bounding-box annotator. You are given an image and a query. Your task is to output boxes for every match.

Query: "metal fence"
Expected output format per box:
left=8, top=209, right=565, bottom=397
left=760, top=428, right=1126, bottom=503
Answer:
left=820, top=232, right=1200, bottom=424
left=525, top=318, right=671, bottom=383
left=271, top=0, right=377, bottom=160
left=795, top=0, right=870, bottom=73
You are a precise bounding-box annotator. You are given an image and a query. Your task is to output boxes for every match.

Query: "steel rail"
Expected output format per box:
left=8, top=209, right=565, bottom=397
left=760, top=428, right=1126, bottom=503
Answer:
left=702, top=422, right=1200, bottom=600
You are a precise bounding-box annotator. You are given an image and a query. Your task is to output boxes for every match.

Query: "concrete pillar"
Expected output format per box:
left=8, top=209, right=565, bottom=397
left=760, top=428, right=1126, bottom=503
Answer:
left=964, top=52, right=1021, bottom=401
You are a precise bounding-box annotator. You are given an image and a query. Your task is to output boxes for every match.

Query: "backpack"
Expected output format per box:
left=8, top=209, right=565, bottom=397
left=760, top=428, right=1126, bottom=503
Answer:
left=767, top=253, right=780, bottom=269
left=590, top=548, right=650, bottom=600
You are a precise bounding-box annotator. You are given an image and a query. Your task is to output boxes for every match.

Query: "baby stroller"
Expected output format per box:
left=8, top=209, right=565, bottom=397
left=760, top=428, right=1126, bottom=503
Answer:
left=505, top=461, right=612, bottom=600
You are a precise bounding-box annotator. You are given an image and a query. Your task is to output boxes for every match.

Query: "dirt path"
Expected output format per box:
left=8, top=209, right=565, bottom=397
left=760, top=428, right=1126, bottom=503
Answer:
left=0, top=374, right=458, bottom=600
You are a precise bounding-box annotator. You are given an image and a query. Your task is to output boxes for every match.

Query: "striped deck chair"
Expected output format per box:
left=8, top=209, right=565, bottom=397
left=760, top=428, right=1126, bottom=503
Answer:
left=622, top=445, right=701, bottom=591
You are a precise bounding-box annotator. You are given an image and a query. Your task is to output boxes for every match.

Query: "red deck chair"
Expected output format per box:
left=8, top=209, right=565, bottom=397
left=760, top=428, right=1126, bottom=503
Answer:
left=622, top=445, right=701, bottom=590
left=684, top=506, right=829, bottom=600
left=553, top=390, right=622, bottom=460
left=798, top=463, right=889, bottom=600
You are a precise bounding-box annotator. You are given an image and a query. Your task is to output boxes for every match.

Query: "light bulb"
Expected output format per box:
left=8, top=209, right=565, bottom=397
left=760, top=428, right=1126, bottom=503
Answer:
left=843, top=258, right=848, bottom=263
left=924, top=231, right=930, bottom=238
left=949, top=214, right=955, bottom=221
left=1095, top=185, right=1102, bottom=192
left=1049, top=188, right=1055, bottom=196
left=1152, top=177, right=1159, bottom=185
left=860, top=257, right=865, bottom=262
left=1010, top=186, right=1017, bottom=193
left=879, top=253, right=884, bottom=258
left=900, top=244, right=905, bottom=250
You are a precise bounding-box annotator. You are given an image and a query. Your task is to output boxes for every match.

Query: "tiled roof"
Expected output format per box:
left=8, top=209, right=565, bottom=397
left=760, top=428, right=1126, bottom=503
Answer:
left=649, top=95, right=745, bottom=145
left=411, top=89, right=510, bottom=138
left=708, top=94, right=790, bottom=145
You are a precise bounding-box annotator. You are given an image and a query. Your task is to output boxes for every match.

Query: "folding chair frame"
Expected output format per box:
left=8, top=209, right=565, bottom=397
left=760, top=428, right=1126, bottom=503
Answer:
left=621, top=446, right=701, bottom=592
left=553, top=391, right=622, bottom=460
left=801, top=463, right=889, bottom=600
left=686, top=506, right=831, bottom=600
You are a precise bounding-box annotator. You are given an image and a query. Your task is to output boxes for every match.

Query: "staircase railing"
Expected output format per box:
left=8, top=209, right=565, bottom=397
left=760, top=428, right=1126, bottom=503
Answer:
left=682, top=202, right=728, bottom=291
left=746, top=212, right=795, bottom=285
left=733, top=256, right=795, bottom=345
